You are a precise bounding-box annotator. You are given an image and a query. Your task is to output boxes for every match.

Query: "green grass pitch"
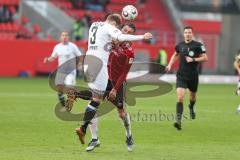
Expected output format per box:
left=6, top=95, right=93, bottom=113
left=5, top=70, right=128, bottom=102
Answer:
left=0, top=78, right=239, bottom=160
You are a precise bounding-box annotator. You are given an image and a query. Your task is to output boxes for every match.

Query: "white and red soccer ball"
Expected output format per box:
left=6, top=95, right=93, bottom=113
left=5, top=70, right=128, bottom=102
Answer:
left=121, top=5, right=138, bottom=21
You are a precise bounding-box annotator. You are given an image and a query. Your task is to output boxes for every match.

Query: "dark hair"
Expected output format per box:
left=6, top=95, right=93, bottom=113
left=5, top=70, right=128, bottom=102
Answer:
left=106, top=14, right=122, bottom=27
left=184, top=26, right=193, bottom=31
left=125, top=23, right=136, bottom=33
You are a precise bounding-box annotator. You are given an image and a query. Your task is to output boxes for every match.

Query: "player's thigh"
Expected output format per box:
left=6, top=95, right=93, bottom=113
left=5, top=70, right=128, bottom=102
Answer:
left=103, top=80, right=113, bottom=100
left=109, top=82, right=125, bottom=109
left=189, top=90, right=197, bottom=101
left=55, top=71, right=66, bottom=86
left=176, top=87, right=186, bottom=100
left=116, top=81, right=126, bottom=109
left=187, top=76, right=199, bottom=93
left=176, top=75, right=188, bottom=90
left=88, top=66, right=108, bottom=100
left=88, top=65, right=108, bottom=96
left=83, top=55, right=102, bottom=82
left=176, top=75, right=187, bottom=102
left=176, top=76, right=187, bottom=98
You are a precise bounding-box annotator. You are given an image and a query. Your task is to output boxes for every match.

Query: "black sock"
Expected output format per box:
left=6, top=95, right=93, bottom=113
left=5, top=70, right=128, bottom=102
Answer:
left=189, top=100, right=196, bottom=111
left=176, top=102, right=183, bottom=124
left=76, top=90, right=92, bottom=100
left=58, top=93, right=65, bottom=106
left=81, top=101, right=99, bottom=133
left=81, top=108, right=96, bottom=133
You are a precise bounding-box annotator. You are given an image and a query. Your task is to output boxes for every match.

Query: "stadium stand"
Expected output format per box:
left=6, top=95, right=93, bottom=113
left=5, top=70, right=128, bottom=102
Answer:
left=0, top=0, right=19, bottom=40
left=50, top=0, right=176, bottom=46
left=0, top=0, right=43, bottom=40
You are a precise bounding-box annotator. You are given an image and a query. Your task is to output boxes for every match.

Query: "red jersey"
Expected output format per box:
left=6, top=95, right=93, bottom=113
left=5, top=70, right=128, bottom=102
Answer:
left=108, top=42, right=134, bottom=90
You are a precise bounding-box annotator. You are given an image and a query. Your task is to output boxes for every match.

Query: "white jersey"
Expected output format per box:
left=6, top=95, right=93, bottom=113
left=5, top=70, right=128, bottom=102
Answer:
left=51, top=42, right=83, bottom=66
left=86, top=22, right=122, bottom=66
left=85, top=21, right=144, bottom=92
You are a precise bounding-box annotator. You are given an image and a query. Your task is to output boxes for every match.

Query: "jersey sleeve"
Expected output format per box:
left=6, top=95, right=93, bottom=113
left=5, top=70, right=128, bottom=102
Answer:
left=108, top=25, right=122, bottom=39
left=175, top=44, right=180, bottom=54
left=199, top=43, right=206, bottom=54
left=117, top=34, right=144, bottom=42
left=108, top=24, right=144, bottom=42
left=50, top=46, right=58, bottom=58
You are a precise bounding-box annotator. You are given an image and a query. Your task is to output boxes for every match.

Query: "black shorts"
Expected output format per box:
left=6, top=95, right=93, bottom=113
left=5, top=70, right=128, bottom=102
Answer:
left=103, top=80, right=126, bottom=109
left=176, top=72, right=199, bottom=92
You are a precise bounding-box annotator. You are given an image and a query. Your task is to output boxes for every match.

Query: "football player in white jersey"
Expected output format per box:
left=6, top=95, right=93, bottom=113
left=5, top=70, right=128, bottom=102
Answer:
left=43, top=31, right=83, bottom=106
left=75, top=13, right=153, bottom=145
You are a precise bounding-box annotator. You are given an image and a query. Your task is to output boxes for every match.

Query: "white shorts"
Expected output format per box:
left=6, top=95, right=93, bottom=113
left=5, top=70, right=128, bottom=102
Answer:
left=55, top=70, right=76, bottom=86
left=87, top=65, right=108, bottom=94
left=83, top=54, right=108, bottom=95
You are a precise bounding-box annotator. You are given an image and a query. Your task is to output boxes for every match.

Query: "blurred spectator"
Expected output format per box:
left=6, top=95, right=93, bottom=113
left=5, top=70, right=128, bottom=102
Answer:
left=81, top=13, right=92, bottom=28
left=138, top=0, right=146, bottom=5
left=16, top=24, right=31, bottom=39
left=70, top=0, right=82, bottom=9
left=156, top=48, right=168, bottom=66
left=73, top=19, right=84, bottom=41
left=72, top=13, right=92, bottom=41
left=16, top=16, right=31, bottom=39
left=83, top=0, right=109, bottom=11
left=98, top=0, right=110, bottom=11
left=0, top=5, right=13, bottom=23
left=30, top=24, right=41, bottom=40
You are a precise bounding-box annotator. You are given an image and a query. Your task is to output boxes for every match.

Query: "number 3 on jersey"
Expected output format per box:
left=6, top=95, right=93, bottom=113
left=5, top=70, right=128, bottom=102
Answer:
left=90, top=26, right=98, bottom=44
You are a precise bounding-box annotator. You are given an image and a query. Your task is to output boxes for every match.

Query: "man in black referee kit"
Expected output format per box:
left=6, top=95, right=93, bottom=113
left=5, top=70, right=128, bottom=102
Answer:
left=166, top=26, right=208, bottom=130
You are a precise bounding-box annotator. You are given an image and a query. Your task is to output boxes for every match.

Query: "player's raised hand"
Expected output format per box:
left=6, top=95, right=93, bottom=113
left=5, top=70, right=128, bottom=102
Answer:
left=143, top=32, right=153, bottom=40
left=43, top=56, right=55, bottom=63
left=165, top=64, right=171, bottom=72
left=108, top=88, right=117, bottom=102
left=43, top=57, right=48, bottom=63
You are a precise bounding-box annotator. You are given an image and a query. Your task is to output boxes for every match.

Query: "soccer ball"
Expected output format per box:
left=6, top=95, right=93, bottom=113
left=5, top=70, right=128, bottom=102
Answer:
left=121, top=5, right=138, bottom=21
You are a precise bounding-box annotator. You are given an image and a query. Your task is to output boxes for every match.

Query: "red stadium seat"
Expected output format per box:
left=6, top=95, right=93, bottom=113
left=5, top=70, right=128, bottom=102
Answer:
left=34, top=24, right=41, bottom=33
left=110, top=0, right=137, bottom=5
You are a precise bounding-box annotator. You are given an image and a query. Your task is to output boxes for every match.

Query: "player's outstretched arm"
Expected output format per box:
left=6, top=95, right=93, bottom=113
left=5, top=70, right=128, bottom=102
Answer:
left=117, top=32, right=152, bottom=42
left=43, top=56, right=55, bottom=63
left=166, top=51, right=179, bottom=72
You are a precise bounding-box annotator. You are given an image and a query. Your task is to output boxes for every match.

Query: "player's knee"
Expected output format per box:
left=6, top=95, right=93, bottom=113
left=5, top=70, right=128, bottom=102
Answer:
left=57, top=85, right=65, bottom=93
left=177, top=95, right=184, bottom=102
left=190, top=93, right=196, bottom=101
left=89, top=100, right=100, bottom=109
left=190, top=96, right=196, bottom=101
left=118, top=109, right=126, bottom=119
left=92, top=96, right=101, bottom=103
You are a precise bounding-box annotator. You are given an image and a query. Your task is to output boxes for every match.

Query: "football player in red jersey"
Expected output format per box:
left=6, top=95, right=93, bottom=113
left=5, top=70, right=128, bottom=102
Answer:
left=86, top=23, right=136, bottom=152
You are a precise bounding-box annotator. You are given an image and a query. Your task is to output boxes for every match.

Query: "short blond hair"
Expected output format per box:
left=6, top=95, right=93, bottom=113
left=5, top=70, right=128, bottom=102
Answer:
left=106, top=13, right=122, bottom=27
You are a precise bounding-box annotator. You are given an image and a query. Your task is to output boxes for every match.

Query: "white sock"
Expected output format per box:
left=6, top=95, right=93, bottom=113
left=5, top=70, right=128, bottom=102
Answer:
left=89, top=114, right=98, bottom=140
left=122, top=113, right=131, bottom=137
